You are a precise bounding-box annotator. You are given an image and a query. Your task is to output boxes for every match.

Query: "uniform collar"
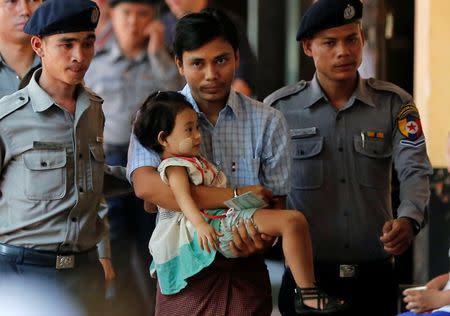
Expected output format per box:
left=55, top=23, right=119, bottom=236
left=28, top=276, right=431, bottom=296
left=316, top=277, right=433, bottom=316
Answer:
left=0, top=53, right=41, bottom=71
left=305, top=73, right=376, bottom=109
left=27, top=68, right=89, bottom=114
left=108, top=39, right=148, bottom=64
left=181, top=84, right=241, bottom=120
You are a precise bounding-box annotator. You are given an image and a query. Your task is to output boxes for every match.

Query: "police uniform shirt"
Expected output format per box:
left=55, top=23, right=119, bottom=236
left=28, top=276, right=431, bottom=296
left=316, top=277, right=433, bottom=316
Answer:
left=0, top=69, right=108, bottom=252
left=85, top=39, right=184, bottom=146
left=0, top=54, right=41, bottom=99
left=265, top=74, right=432, bottom=262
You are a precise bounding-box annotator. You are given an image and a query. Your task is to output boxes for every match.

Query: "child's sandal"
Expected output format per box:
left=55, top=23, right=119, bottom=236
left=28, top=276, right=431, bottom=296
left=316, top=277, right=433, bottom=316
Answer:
left=294, top=286, right=347, bottom=314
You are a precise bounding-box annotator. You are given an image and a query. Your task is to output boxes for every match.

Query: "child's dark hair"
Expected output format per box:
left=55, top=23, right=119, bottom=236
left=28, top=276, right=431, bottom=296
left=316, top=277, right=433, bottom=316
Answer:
left=173, top=7, right=239, bottom=60
left=133, top=91, right=194, bottom=154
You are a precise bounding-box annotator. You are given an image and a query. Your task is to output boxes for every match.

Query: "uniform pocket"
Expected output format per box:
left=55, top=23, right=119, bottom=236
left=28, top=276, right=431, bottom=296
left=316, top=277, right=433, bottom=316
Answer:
left=353, top=135, right=392, bottom=189
left=88, top=143, right=105, bottom=192
left=23, top=148, right=67, bottom=200
left=291, top=137, right=323, bottom=190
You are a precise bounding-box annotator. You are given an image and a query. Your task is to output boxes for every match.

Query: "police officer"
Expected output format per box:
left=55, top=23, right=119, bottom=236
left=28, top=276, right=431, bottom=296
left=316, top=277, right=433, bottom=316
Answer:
left=0, top=0, right=42, bottom=97
left=0, top=0, right=129, bottom=315
left=265, top=1, right=433, bottom=315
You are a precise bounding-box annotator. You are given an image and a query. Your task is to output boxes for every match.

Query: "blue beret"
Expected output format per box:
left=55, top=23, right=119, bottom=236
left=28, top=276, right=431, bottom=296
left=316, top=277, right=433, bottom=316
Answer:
left=296, top=0, right=363, bottom=41
left=24, top=0, right=100, bottom=36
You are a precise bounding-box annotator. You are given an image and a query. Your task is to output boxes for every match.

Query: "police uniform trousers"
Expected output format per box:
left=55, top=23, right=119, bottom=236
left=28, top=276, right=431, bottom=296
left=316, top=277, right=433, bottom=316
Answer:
left=104, top=144, right=157, bottom=316
left=0, top=243, right=105, bottom=316
left=278, top=258, right=398, bottom=316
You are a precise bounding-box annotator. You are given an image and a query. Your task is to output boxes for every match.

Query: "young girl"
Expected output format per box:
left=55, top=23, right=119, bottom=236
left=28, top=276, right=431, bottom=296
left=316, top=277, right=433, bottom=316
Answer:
left=133, top=91, right=346, bottom=314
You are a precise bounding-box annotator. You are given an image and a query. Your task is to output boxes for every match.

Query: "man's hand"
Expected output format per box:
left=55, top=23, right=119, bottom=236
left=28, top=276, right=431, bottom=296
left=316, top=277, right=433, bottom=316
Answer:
left=229, top=218, right=275, bottom=257
left=238, top=185, right=273, bottom=204
left=380, top=218, right=414, bottom=255
left=145, top=20, right=165, bottom=55
left=403, top=288, right=447, bottom=313
left=99, top=258, right=116, bottom=288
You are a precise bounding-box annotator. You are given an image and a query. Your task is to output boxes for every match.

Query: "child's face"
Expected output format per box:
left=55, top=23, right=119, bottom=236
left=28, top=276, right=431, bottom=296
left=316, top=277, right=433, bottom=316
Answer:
left=163, top=107, right=201, bottom=157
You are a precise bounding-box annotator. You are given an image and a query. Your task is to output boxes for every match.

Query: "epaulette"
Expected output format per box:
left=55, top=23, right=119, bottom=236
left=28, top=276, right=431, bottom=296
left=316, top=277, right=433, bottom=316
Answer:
left=85, top=87, right=104, bottom=104
left=366, top=78, right=412, bottom=103
left=0, top=91, right=29, bottom=121
left=264, top=80, right=307, bottom=106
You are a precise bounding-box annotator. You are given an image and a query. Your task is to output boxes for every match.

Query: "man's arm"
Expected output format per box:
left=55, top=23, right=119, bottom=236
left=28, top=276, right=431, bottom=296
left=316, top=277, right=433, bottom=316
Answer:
left=381, top=97, right=433, bottom=256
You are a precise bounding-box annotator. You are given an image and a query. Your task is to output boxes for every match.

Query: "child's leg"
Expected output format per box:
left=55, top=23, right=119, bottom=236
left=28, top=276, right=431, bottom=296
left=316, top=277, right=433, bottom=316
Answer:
left=252, top=209, right=315, bottom=289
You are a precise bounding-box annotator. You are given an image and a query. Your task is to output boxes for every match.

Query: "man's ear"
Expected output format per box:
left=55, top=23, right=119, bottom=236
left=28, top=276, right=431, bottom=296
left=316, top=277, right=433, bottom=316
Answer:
left=157, top=131, right=168, bottom=147
left=175, top=56, right=184, bottom=76
left=31, top=36, right=44, bottom=58
left=302, top=39, right=313, bottom=57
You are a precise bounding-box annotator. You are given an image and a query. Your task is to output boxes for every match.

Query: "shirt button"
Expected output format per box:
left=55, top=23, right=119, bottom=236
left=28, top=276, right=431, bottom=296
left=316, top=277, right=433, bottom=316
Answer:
left=19, top=96, right=25, bottom=101
left=79, top=187, right=83, bottom=192
left=71, top=217, right=77, bottom=222
left=79, top=153, right=83, bottom=159
left=338, top=147, right=343, bottom=152
left=345, top=244, right=350, bottom=249
left=40, top=161, right=47, bottom=167
left=340, top=178, right=346, bottom=183
left=336, top=114, right=342, bottom=121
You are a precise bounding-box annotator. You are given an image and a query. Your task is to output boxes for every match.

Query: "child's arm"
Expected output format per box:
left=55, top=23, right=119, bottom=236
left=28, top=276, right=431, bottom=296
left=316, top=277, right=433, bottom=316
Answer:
left=427, top=273, right=450, bottom=290
left=166, top=166, right=221, bottom=253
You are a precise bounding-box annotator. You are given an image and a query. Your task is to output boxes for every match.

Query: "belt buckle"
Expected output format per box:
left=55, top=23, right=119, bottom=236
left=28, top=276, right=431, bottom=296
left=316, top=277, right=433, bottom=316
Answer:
left=56, top=255, right=75, bottom=269
left=339, top=264, right=357, bottom=278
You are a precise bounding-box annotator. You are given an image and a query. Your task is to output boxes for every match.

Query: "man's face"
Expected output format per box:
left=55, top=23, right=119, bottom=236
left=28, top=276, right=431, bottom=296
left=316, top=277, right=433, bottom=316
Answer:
left=302, top=23, right=364, bottom=83
left=110, top=3, right=155, bottom=50
left=32, top=31, right=96, bottom=87
left=0, top=0, right=42, bottom=44
left=176, top=37, right=238, bottom=107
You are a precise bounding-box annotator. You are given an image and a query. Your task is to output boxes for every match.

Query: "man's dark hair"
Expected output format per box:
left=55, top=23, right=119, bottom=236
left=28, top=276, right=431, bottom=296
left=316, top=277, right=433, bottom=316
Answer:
left=173, top=7, right=239, bottom=59
left=133, top=91, right=194, bottom=154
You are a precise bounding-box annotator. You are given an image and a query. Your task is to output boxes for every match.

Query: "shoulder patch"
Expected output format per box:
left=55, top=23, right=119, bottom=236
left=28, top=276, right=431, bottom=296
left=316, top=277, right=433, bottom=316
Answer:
left=397, top=103, right=423, bottom=142
left=264, top=81, right=307, bottom=106
left=0, top=91, right=29, bottom=120
left=367, top=78, right=411, bottom=103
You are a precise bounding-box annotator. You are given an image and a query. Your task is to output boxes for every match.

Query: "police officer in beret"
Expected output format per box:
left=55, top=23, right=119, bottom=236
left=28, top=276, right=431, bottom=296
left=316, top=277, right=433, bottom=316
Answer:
left=0, top=0, right=130, bottom=315
left=265, top=0, right=432, bottom=315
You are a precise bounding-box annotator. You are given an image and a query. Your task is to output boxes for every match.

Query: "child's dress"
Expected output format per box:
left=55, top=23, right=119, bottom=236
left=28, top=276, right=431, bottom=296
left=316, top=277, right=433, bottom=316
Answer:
left=150, top=156, right=258, bottom=295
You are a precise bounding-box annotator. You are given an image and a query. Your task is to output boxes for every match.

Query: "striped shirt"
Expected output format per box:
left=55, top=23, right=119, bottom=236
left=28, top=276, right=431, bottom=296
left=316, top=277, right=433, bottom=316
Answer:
left=127, top=84, right=291, bottom=195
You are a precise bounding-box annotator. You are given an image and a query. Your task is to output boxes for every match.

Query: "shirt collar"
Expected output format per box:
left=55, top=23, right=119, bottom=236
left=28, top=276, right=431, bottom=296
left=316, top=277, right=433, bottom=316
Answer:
left=27, top=68, right=89, bottom=114
left=180, top=84, right=241, bottom=119
left=108, top=39, right=147, bottom=64
left=27, top=69, right=55, bottom=112
left=305, top=73, right=376, bottom=109
left=0, top=53, right=41, bottom=70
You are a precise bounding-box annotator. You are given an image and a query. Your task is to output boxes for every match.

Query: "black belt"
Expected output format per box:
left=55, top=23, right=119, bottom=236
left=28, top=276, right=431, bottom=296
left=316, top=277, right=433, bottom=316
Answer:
left=315, top=257, right=394, bottom=278
left=0, top=243, right=98, bottom=269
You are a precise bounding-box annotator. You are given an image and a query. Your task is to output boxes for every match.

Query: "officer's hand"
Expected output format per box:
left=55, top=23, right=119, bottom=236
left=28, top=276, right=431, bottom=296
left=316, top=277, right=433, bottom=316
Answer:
left=99, top=258, right=116, bottom=287
left=144, top=200, right=158, bottom=213
left=229, top=218, right=275, bottom=257
left=380, top=218, right=414, bottom=256
left=237, top=185, right=273, bottom=204
left=145, top=20, right=165, bottom=55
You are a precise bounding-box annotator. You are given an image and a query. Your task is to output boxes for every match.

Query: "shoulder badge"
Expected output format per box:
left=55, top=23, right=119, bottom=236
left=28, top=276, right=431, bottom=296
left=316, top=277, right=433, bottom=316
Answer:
left=397, top=103, right=424, bottom=146
left=367, top=78, right=412, bottom=103
left=264, top=81, right=307, bottom=106
left=0, top=91, right=29, bottom=121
